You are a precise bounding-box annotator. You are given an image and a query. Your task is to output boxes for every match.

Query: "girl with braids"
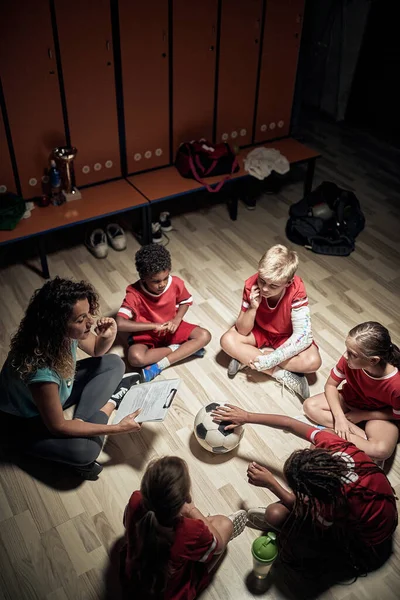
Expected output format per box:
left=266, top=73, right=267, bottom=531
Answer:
left=121, top=456, right=247, bottom=600
left=304, top=321, right=400, bottom=462
left=211, top=405, right=398, bottom=575
left=0, top=277, right=141, bottom=480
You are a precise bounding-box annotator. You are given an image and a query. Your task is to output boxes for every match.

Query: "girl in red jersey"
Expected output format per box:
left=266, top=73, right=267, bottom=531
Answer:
left=304, top=321, right=400, bottom=462
left=120, top=456, right=247, bottom=600
left=211, top=405, right=398, bottom=576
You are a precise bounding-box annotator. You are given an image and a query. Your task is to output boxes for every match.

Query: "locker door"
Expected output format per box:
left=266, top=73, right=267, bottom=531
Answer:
left=216, top=0, right=262, bottom=147
left=255, top=0, right=304, bottom=142
left=55, top=0, right=120, bottom=186
left=173, top=0, right=218, bottom=153
left=0, top=108, right=17, bottom=195
left=119, top=0, right=169, bottom=174
left=0, top=0, right=65, bottom=199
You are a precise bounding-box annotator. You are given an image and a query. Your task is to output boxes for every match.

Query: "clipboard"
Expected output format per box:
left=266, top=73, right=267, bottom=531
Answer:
left=113, top=378, right=180, bottom=424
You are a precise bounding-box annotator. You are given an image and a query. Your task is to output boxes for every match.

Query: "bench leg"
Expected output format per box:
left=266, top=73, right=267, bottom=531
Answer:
left=37, top=237, right=50, bottom=279
left=228, top=195, right=238, bottom=221
left=141, top=204, right=152, bottom=245
left=304, top=158, right=316, bottom=197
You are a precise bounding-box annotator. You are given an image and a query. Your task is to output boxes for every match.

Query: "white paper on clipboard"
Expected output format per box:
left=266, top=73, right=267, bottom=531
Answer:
left=113, top=379, right=180, bottom=424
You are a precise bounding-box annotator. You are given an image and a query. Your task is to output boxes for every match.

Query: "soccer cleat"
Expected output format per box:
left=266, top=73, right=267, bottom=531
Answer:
left=141, top=363, right=162, bottom=383
left=227, top=358, right=242, bottom=378
left=273, top=369, right=310, bottom=400
left=159, top=211, right=172, bottom=232
left=193, top=347, right=206, bottom=358
left=247, top=507, right=268, bottom=530
left=109, top=372, right=141, bottom=408
left=228, top=509, right=248, bottom=539
left=151, top=222, right=163, bottom=243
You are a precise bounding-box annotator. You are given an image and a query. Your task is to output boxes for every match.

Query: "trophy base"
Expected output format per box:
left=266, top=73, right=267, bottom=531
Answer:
left=62, top=187, right=82, bottom=202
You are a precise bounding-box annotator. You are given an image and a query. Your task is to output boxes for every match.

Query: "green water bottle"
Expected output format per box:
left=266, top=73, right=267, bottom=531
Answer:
left=251, top=532, right=278, bottom=579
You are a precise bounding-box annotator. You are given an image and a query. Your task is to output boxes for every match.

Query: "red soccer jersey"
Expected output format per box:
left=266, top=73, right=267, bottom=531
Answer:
left=117, top=275, right=193, bottom=324
left=124, top=491, right=217, bottom=600
left=331, top=355, right=400, bottom=416
left=241, top=273, right=308, bottom=340
left=304, top=428, right=397, bottom=545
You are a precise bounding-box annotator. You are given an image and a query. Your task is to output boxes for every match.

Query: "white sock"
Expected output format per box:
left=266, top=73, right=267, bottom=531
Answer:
left=168, top=344, right=180, bottom=352
left=107, top=399, right=117, bottom=407
left=157, top=357, right=170, bottom=370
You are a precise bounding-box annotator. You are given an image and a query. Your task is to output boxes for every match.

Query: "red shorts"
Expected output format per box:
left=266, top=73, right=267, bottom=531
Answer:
left=251, top=324, right=318, bottom=352
left=128, top=320, right=197, bottom=349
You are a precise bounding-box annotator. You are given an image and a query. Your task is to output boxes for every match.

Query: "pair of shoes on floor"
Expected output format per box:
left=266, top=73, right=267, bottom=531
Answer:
left=152, top=212, right=172, bottom=243
left=141, top=347, right=206, bottom=383
left=109, top=372, right=141, bottom=408
left=86, top=223, right=127, bottom=258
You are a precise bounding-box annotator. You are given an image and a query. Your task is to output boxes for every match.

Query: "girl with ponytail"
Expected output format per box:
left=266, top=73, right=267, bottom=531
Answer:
left=304, top=321, right=400, bottom=463
left=121, top=456, right=246, bottom=599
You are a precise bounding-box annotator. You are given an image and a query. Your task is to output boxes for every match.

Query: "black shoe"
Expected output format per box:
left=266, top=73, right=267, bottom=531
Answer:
left=110, top=372, right=141, bottom=408
left=242, top=195, right=257, bottom=210
left=159, top=211, right=172, bottom=232
left=72, top=461, right=103, bottom=481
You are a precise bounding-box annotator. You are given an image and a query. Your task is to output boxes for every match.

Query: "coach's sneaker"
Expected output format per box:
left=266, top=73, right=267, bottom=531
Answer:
left=228, top=358, right=242, bottom=378
left=159, top=211, right=172, bottom=232
left=151, top=222, right=163, bottom=243
left=109, top=372, right=141, bottom=408
left=228, top=509, right=248, bottom=540
left=273, top=368, right=310, bottom=400
left=141, top=363, right=162, bottom=383
left=247, top=507, right=268, bottom=530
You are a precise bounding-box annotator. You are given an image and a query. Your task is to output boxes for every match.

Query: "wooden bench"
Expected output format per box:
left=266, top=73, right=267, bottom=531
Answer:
left=128, top=138, right=321, bottom=224
left=0, top=138, right=320, bottom=278
left=0, top=180, right=150, bottom=278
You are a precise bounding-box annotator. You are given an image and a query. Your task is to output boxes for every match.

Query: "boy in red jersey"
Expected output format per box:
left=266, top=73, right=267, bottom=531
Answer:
left=220, top=244, right=321, bottom=399
left=117, top=245, right=210, bottom=382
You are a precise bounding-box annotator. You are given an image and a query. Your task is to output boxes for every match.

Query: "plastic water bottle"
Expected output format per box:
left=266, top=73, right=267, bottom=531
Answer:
left=49, top=159, right=63, bottom=206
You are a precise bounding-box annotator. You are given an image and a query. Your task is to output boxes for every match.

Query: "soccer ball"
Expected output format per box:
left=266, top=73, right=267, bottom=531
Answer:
left=194, top=402, right=244, bottom=454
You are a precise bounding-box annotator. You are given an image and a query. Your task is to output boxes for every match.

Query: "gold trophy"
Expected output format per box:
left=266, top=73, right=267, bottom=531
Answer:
left=53, top=146, right=82, bottom=201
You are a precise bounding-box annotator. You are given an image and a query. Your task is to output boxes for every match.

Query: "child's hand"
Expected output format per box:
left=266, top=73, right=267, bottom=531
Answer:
left=334, top=414, right=356, bottom=441
left=94, top=317, right=117, bottom=339
left=247, top=462, right=276, bottom=488
left=153, top=322, right=169, bottom=336
left=249, top=284, right=261, bottom=310
left=180, top=501, right=196, bottom=518
left=211, top=404, right=249, bottom=429
left=163, top=318, right=181, bottom=334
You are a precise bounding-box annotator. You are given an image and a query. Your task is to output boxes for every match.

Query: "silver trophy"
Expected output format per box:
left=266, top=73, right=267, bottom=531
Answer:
left=53, top=146, right=82, bottom=201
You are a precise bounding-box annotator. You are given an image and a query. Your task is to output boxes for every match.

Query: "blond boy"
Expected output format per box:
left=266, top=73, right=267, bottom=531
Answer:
left=220, top=245, right=321, bottom=398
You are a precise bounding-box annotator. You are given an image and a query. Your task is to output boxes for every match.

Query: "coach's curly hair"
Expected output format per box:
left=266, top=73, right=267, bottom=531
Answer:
left=279, top=446, right=397, bottom=575
left=9, top=277, right=99, bottom=380
left=135, top=244, right=172, bottom=280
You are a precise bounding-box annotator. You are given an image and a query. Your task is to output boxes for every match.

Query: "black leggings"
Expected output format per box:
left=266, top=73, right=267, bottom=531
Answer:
left=0, top=354, right=124, bottom=467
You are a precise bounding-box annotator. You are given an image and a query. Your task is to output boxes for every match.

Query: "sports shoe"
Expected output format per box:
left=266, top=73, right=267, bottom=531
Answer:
left=247, top=507, right=268, bottom=530
left=159, top=211, right=172, bottom=232
left=227, top=358, right=242, bottom=378
left=373, top=458, right=385, bottom=470
left=228, top=509, right=248, bottom=540
left=106, top=223, right=127, bottom=251
left=141, top=363, right=162, bottom=383
left=72, top=461, right=103, bottom=481
left=151, top=222, right=163, bottom=243
left=167, top=344, right=206, bottom=358
left=86, top=228, right=108, bottom=258
left=242, top=195, right=256, bottom=210
left=109, top=372, right=141, bottom=408
left=273, top=368, right=310, bottom=400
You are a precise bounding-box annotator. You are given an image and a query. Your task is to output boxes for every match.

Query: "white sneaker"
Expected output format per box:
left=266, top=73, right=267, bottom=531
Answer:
left=273, top=368, right=310, bottom=400
left=159, top=211, right=172, bottom=232
left=247, top=507, right=268, bottom=530
left=228, top=509, right=247, bottom=539
left=151, top=222, right=163, bottom=243
left=106, top=223, right=127, bottom=251
left=86, top=229, right=108, bottom=258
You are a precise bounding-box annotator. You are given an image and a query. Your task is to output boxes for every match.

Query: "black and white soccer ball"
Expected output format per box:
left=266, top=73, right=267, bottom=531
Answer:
left=194, top=402, right=244, bottom=454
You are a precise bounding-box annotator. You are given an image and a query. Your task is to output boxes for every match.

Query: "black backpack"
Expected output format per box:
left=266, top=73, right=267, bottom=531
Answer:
left=286, top=182, right=365, bottom=256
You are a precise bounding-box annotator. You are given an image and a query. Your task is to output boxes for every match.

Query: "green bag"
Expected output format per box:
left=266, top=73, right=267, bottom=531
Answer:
left=0, top=192, right=26, bottom=230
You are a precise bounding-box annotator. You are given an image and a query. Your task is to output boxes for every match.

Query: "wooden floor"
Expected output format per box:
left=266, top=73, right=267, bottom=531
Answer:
left=1, top=115, right=400, bottom=599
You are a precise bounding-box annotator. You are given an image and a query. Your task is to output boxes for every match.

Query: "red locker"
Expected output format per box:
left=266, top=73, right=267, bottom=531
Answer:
left=0, top=109, right=17, bottom=195
left=216, top=0, right=263, bottom=147
left=55, top=0, right=120, bottom=186
left=173, top=0, right=218, bottom=153
left=119, top=1, right=169, bottom=174
left=255, top=0, right=304, bottom=143
left=0, top=1, right=65, bottom=198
